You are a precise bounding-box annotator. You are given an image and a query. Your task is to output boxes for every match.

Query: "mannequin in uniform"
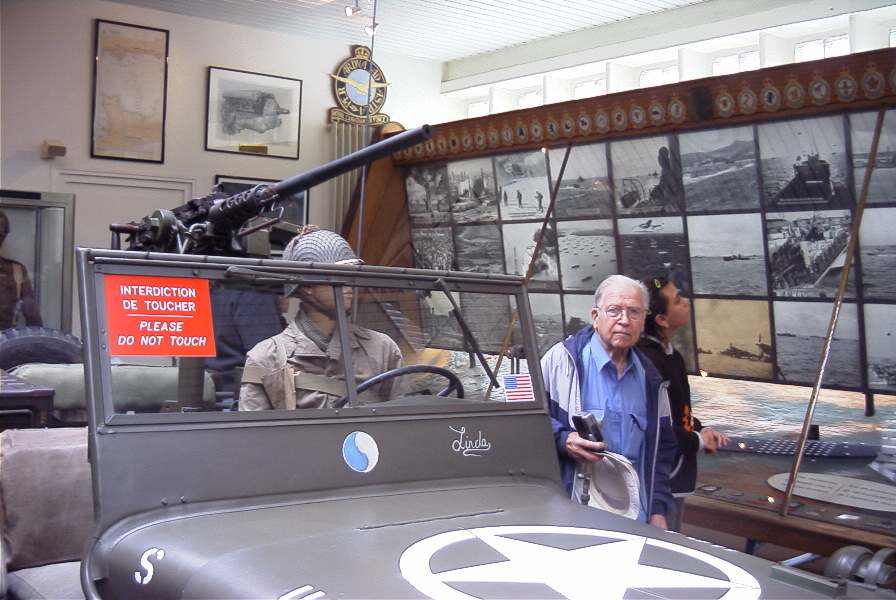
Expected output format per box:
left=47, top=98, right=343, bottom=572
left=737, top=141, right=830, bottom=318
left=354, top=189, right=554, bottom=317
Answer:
left=239, top=227, right=402, bottom=410
left=0, top=209, right=42, bottom=330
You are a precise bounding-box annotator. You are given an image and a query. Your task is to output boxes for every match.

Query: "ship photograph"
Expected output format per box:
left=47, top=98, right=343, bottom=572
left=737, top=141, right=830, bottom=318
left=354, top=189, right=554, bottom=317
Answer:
left=774, top=301, right=862, bottom=388
left=758, top=115, right=852, bottom=210
left=695, top=298, right=774, bottom=378
left=617, top=216, right=689, bottom=282
left=680, top=125, right=759, bottom=212
left=766, top=209, right=854, bottom=298
left=688, top=213, right=767, bottom=295
left=850, top=109, right=896, bottom=204
left=556, top=219, right=616, bottom=290
left=865, top=304, right=896, bottom=392
left=859, top=207, right=896, bottom=300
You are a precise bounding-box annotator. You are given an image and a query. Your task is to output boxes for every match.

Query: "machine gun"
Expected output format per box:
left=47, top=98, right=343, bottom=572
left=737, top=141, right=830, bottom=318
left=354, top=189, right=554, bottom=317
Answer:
left=109, top=125, right=432, bottom=255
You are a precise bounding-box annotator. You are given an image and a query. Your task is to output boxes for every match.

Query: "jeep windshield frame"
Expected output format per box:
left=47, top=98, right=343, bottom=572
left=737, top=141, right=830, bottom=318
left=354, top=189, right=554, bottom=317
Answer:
left=77, top=248, right=548, bottom=428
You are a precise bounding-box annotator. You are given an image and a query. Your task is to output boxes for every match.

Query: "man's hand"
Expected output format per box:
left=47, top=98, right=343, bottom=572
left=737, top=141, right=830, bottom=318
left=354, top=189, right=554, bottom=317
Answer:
left=649, top=514, right=668, bottom=529
left=700, top=427, right=729, bottom=454
left=566, top=431, right=606, bottom=462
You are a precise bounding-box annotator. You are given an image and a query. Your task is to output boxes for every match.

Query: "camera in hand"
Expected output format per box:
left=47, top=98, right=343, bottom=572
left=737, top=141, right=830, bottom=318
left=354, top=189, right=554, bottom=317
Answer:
left=572, top=412, right=604, bottom=447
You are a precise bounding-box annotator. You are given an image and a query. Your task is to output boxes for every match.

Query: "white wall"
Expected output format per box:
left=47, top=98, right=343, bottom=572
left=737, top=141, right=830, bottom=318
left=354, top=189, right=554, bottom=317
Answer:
left=0, top=0, right=448, bottom=231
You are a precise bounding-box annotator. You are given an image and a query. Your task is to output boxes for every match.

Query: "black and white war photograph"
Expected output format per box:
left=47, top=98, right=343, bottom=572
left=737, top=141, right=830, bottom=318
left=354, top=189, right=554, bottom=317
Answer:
left=411, top=227, right=454, bottom=271
left=611, top=135, right=683, bottom=215
left=445, top=157, right=499, bottom=224
left=563, top=293, right=595, bottom=335
left=405, top=162, right=451, bottom=226
left=850, top=109, right=896, bottom=204
left=617, top=216, right=689, bottom=283
left=454, top=224, right=504, bottom=274
left=688, top=213, right=767, bottom=296
left=548, top=143, right=612, bottom=218
left=766, top=209, right=854, bottom=298
left=679, top=125, right=759, bottom=212
left=494, top=151, right=551, bottom=221
left=865, top=303, right=896, bottom=391
left=860, top=207, right=896, bottom=300
left=758, top=115, right=852, bottom=211
left=557, top=220, right=617, bottom=291
left=673, top=321, right=697, bottom=374
left=502, top=222, right=560, bottom=284
left=773, top=301, right=861, bottom=388
left=527, top=293, right=564, bottom=354
left=694, top=299, right=774, bottom=379
left=460, top=291, right=512, bottom=354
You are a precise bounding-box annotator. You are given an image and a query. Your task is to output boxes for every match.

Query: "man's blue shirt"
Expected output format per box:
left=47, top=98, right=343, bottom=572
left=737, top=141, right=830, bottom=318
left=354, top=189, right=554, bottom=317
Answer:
left=581, top=331, right=649, bottom=520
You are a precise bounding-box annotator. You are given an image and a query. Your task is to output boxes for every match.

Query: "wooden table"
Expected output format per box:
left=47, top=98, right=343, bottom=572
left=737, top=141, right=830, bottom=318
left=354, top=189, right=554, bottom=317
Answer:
left=684, top=451, right=896, bottom=555
left=0, top=369, right=54, bottom=430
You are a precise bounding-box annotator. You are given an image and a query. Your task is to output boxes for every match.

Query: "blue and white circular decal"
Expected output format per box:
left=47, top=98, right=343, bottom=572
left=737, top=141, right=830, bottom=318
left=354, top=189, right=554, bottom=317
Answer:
left=342, top=431, right=379, bottom=473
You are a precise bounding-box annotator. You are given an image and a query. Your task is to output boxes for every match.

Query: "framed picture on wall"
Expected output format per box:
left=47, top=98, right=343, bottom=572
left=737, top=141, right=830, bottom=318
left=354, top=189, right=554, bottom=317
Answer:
left=91, top=20, right=169, bottom=163
left=206, top=67, right=303, bottom=159
left=214, top=175, right=308, bottom=227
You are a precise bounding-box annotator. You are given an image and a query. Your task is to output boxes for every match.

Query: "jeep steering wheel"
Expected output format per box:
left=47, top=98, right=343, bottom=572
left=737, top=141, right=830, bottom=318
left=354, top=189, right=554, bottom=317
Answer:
left=334, top=365, right=464, bottom=408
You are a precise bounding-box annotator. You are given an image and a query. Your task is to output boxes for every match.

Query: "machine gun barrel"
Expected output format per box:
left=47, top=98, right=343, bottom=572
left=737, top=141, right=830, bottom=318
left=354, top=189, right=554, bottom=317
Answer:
left=274, top=124, right=431, bottom=197
left=209, top=125, right=432, bottom=225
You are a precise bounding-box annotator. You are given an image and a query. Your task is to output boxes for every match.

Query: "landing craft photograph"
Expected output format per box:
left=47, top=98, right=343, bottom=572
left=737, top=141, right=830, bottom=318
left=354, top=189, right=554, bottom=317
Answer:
left=411, top=227, right=454, bottom=271
left=687, top=213, right=767, bottom=296
left=405, top=162, right=451, bottom=226
left=562, top=292, right=595, bottom=335
left=850, top=109, right=896, bottom=204
left=454, top=224, right=504, bottom=274
left=694, top=298, right=774, bottom=379
left=501, top=221, right=560, bottom=284
left=679, top=125, right=759, bottom=212
left=865, top=303, right=896, bottom=392
left=446, top=157, right=499, bottom=224
left=527, top=293, right=564, bottom=354
left=494, top=151, right=551, bottom=221
left=556, top=219, right=616, bottom=291
left=617, top=216, right=688, bottom=283
left=766, top=209, right=855, bottom=299
left=758, top=115, right=852, bottom=210
left=611, top=135, right=683, bottom=215
left=774, top=301, right=861, bottom=388
left=548, top=143, right=612, bottom=218
left=859, top=207, right=896, bottom=300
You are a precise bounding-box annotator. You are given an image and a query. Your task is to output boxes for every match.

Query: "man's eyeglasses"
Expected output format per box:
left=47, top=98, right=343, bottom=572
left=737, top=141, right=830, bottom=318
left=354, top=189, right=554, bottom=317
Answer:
left=597, top=305, right=648, bottom=321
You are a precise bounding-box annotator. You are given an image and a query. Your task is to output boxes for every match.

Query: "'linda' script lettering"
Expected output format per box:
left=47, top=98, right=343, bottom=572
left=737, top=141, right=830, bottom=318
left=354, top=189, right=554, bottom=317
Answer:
left=449, top=426, right=492, bottom=457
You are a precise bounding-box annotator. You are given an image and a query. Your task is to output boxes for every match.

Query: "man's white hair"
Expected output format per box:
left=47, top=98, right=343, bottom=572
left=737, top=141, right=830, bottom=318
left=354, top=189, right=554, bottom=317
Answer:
left=593, top=274, right=649, bottom=309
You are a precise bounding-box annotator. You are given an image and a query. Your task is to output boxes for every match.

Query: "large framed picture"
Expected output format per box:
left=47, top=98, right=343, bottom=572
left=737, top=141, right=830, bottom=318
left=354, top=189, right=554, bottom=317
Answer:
left=214, top=175, right=308, bottom=227
left=206, top=67, right=302, bottom=159
left=91, top=20, right=169, bottom=163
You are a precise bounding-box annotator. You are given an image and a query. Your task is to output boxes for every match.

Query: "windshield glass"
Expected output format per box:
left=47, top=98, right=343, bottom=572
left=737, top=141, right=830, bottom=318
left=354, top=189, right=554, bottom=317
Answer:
left=95, top=266, right=537, bottom=417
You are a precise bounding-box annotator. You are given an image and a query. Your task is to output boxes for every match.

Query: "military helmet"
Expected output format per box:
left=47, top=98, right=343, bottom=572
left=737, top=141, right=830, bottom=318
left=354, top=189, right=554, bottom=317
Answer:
left=283, top=226, right=362, bottom=266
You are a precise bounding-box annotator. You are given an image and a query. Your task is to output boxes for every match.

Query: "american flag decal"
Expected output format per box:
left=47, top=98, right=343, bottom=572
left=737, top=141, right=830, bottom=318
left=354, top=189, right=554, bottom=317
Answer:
left=502, top=373, right=534, bottom=402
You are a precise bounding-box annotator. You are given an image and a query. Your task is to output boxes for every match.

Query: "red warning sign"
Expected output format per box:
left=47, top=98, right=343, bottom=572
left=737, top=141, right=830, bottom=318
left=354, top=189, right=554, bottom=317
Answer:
left=104, top=275, right=217, bottom=356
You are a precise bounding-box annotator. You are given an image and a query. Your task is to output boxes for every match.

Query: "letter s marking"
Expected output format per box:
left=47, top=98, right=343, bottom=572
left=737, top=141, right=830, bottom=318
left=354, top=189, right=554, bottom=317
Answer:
left=134, top=547, right=165, bottom=585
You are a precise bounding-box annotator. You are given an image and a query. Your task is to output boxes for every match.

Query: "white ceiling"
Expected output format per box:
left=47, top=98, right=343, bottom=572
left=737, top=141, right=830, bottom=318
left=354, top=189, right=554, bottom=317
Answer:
left=107, top=0, right=713, bottom=62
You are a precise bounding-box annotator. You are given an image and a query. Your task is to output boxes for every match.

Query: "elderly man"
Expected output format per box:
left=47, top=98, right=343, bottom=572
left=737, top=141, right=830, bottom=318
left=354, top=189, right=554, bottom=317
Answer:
left=239, top=227, right=403, bottom=410
left=541, top=274, right=676, bottom=528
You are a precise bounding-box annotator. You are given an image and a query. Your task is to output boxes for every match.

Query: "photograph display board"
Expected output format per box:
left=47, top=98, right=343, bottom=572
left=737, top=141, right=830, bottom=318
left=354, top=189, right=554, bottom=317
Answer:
left=404, top=108, right=896, bottom=394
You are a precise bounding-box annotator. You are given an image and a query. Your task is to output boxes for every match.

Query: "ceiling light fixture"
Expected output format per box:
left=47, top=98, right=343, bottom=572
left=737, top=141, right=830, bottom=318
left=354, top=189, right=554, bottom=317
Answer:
left=344, top=1, right=361, bottom=17
left=364, top=21, right=378, bottom=36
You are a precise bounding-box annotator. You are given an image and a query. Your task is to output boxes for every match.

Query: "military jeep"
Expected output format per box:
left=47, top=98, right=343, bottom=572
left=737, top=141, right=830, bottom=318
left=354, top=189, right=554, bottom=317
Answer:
left=0, top=247, right=875, bottom=598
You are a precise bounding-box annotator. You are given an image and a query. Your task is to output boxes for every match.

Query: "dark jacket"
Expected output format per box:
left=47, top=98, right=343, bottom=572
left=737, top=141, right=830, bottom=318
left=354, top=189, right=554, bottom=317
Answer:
left=540, top=325, right=677, bottom=518
left=637, top=335, right=702, bottom=495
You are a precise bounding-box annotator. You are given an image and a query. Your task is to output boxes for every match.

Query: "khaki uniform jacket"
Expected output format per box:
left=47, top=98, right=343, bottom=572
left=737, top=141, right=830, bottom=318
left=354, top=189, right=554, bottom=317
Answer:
left=0, top=258, right=42, bottom=330
left=238, top=319, right=402, bottom=410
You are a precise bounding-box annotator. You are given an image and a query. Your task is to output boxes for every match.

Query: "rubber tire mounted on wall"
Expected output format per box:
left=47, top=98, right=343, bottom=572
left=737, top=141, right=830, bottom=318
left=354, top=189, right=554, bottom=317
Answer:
left=0, top=327, right=83, bottom=371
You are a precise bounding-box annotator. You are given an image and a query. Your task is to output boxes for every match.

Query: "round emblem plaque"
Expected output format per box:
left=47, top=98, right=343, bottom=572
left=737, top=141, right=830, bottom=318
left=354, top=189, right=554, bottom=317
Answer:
left=648, top=101, right=666, bottom=126
left=330, top=46, right=388, bottom=120
left=668, top=98, right=686, bottom=123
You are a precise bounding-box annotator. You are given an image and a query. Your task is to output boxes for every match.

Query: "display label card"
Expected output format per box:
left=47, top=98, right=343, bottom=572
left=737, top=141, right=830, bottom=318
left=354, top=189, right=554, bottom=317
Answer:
left=104, top=275, right=216, bottom=357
